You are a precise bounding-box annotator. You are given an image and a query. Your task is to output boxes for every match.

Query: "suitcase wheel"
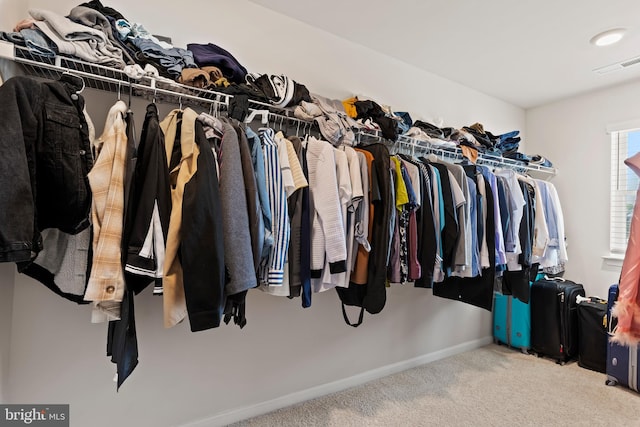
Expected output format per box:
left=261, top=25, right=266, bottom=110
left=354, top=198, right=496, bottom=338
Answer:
left=605, top=378, right=618, bottom=387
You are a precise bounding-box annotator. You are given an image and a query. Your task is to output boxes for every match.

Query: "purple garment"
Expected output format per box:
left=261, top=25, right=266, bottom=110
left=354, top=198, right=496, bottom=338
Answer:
left=187, top=43, right=247, bottom=84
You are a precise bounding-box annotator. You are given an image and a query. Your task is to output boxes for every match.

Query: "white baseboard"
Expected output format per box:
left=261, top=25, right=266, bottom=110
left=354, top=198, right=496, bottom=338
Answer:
left=180, top=336, right=493, bottom=427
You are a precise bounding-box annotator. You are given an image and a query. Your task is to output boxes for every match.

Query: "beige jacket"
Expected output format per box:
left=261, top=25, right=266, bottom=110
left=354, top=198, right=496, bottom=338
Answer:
left=160, top=108, right=199, bottom=328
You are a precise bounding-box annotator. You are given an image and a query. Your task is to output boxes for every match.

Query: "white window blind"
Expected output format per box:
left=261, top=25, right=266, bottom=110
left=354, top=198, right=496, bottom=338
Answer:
left=610, top=129, right=640, bottom=253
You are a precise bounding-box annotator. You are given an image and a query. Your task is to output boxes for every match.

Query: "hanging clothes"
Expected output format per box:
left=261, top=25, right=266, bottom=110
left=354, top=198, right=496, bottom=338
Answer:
left=160, top=108, right=197, bottom=328
left=160, top=108, right=225, bottom=331
left=426, top=161, right=458, bottom=275
left=343, top=146, right=364, bottom=282
left=245, top=127, right=273, bottom=262
left=400, top=158, right=422, bottom=282
left=229, top=120, right=264, bottom=273
left=444, top=162, right=471, bottom=278
left=313, top=147, right=351, bottom=291
left=305, top=136, right=347, bottom=287
left=535, top=179, right=568, bottom=274
left=495, top=169, right=526, bottom=272
left=479, top=166, right=506, bottom=269
left=123, top=103, right=171, bottom=292
left=16, top=86, right=95, bottom=303
left=199, top=114, right=256, bottom=296
left=0, top=75, right=93, bottom=264
left=286, top=135, right=309, bottom=300
left=433, top=165, right=496, bottom=311
left=388, top=156, right=408, bottom=284
left=258, top=128, right=291, bottom=287
left=358, top=143, right=393, bottom=314
left=414, top=161, right=438, bottom=288
left=501, top=177, right=536, bottom=302
left=84, top=100, right=129, bottom=321
left=261, top=131, right=308, bottom=297
left=350, top=149, right=375, bottom=285
left=108, top=102, right=171, bottom=390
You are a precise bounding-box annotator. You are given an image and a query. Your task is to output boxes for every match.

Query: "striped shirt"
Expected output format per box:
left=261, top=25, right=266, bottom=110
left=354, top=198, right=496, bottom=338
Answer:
left=259, top=128, right=290, bottom=286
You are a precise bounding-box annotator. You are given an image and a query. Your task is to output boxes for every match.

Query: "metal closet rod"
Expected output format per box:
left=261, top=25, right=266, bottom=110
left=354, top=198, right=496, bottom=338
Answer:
left=13, top=48, right=310, bottom=131
left=4, top=43, right=556, bottom=176
left=8, top=46, right=231, bottom=108
left=360, top=130, right=557, bottom=176
left=9, top=45, right=306, bottom=121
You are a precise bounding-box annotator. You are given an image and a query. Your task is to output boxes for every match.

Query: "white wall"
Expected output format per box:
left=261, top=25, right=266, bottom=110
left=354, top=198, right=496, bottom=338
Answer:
left=4, top=1, right=525, bottom=425
left=526, top=79, right=640, bottom=297
left=0, top=265, right=15, bottom=403
left=0, top=0, right=21, bottom=29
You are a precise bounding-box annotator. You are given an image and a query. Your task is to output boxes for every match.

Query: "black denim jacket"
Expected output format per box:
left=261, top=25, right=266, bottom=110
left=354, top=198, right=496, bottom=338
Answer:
left=0, top=75, right=93, bottom=263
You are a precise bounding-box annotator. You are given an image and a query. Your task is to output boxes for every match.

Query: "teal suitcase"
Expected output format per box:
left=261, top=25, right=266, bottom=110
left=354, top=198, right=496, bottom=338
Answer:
left=493, top=291, right=531, bottom=353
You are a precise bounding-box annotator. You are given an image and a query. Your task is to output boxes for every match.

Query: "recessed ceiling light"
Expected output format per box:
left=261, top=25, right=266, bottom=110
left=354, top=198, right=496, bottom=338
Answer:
left=590, top=28, right=626, bottom=47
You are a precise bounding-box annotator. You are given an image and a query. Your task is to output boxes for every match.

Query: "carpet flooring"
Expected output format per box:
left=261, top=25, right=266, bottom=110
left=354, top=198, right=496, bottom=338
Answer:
left=230, top=344, right=640, bottom=426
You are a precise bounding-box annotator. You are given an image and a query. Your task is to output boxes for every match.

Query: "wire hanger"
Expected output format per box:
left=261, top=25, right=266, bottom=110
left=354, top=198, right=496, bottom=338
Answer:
left=61, top=70, right=85, bottom=95
left=244, top=109, right=269, bottom=125
left=127, top=80, right=133, bottom=113
left=426, top=152, right=439, bottom=162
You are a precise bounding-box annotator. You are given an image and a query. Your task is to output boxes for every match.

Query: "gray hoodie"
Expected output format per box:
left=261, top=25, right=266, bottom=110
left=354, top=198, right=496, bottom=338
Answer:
left=68, top=6, right=135, bottom=65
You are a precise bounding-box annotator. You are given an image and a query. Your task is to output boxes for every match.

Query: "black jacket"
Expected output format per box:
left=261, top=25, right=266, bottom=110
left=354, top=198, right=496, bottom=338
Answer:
left=425, top=161, right=458, bottom=272
left=360, top=143, right=392, bottom=315
left=181, top=120, right=226, bottom=332
left=123, top=103, right=171, bottom=294
left=0, top=75, right=93, bottom=263
left=410, top=159, right=437, bottom=289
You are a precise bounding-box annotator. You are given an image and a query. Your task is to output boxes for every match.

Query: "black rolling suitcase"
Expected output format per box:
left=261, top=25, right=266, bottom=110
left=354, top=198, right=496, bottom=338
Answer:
left=530, top=277, right=585, bottom=364
left=577, top=297, right=608, bottom=373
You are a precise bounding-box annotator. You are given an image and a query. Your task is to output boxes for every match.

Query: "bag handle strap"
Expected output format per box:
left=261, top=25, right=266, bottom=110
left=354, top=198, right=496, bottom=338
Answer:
left=341, top=303, right=365, bottom=327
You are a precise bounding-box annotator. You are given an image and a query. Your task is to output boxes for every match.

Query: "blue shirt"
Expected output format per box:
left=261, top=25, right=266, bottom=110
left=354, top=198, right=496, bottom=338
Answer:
left=245, top=127, right=273, bottom=259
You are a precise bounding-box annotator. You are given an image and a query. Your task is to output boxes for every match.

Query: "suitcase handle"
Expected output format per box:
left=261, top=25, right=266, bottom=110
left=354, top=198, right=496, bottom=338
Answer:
left=577, top=295, right=607, bottom=305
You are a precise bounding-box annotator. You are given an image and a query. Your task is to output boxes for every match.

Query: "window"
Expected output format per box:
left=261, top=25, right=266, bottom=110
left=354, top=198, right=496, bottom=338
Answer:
left=610, top=129, right=640, bottom=253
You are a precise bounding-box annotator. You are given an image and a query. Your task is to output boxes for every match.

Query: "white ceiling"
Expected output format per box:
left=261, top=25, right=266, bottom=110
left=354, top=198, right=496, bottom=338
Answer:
left=250, top=0, right=640, bottom=109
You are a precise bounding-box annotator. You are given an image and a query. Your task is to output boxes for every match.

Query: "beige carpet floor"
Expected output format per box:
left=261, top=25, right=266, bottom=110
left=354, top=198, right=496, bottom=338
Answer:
left=230, top=344, right=640, bottom=426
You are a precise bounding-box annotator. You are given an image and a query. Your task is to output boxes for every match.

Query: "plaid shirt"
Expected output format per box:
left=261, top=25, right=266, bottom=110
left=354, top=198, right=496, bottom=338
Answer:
left=84, top=101, right=128, bottom=319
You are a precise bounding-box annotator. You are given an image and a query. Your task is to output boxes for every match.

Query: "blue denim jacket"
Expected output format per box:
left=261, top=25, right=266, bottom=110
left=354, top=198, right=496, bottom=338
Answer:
left=0, top=75, right=93, bottom=262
